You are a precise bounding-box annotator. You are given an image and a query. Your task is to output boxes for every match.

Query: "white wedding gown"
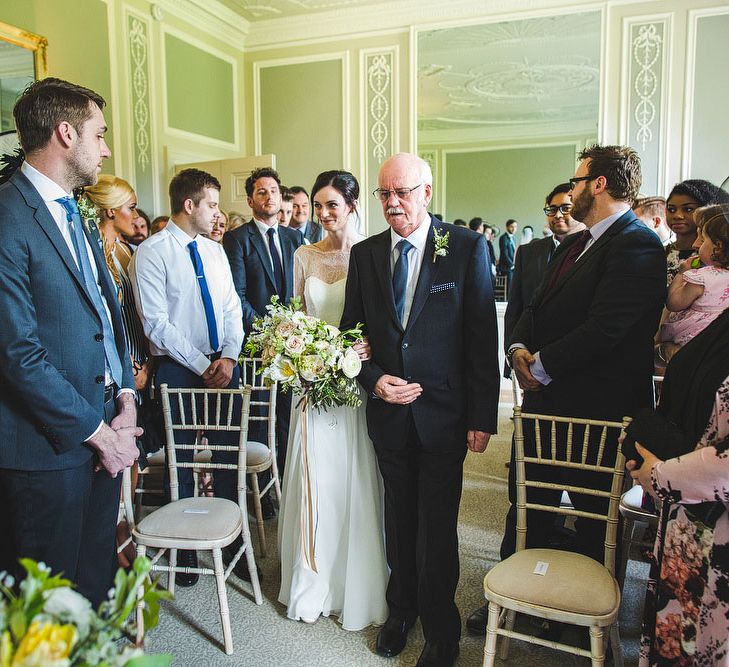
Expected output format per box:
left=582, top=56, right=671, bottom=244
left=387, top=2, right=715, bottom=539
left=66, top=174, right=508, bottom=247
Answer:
left=278, top=245, right=388, bottom=631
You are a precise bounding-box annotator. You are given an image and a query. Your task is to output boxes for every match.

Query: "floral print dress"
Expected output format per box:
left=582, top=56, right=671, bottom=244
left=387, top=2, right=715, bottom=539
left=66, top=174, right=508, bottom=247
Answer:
left=639, top=375, right=729, bottom=666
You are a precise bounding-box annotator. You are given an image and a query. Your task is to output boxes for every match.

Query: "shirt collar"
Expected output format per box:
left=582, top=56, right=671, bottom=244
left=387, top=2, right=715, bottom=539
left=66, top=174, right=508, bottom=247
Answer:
left=166, top=219, right=198, bottom=248
left=20, top=161, right=71, bottom=202
left=253, top=218, right=279, bottom=237
left=390, top=216, right=431, bottom=254
left=586, top=206, right=631, bottom=242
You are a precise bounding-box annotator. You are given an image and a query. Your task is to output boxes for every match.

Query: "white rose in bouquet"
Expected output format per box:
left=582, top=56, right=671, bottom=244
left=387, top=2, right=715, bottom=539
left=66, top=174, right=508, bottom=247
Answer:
left=284, top=335, right=305, bottom=355
left=299, top=354, right=326, bottom=382
left=339, top=347, right=362, bottom=379
left=276, top=321, right=296, bottom=338
left=324, top=324, right=340, bottom=339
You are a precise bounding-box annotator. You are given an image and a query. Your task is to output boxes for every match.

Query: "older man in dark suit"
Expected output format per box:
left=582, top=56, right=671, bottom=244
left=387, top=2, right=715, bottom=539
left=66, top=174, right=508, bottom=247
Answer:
left=223, top=167, right=305, bottom=483
left=289, top=185, right=323, bottom=243
left=0, top=78, right=139, bottom=606
left=341, top=153, right=499, bottom=667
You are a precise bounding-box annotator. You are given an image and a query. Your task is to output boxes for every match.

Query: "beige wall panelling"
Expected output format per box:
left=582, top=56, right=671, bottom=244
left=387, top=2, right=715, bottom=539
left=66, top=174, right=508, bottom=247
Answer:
left=619, top=14, right=671, bottom=196
left=359, top=46, right=399, bottom=235
left=683, top=5, right=729, bottom=184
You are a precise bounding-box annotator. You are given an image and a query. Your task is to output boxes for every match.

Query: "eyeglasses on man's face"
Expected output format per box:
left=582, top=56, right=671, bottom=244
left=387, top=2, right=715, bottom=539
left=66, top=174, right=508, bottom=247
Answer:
left=373, top=183, right=423, bottom=202
left=568, top=176, right=593, bottom=189
left=544, top=204, right=573, bottom=217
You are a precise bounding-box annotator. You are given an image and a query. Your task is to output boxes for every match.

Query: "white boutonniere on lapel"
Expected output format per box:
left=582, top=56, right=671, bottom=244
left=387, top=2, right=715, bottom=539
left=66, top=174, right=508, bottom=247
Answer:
left=432, top=228, right=449, bottom=263
left=75, top=192, right=102, bottom=243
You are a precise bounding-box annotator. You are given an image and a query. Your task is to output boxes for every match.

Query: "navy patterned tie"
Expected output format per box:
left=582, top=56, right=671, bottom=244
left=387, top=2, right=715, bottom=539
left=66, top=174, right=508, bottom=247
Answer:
left=392, top=239, right=414, bottom=323
left=55, top=196, right=123, bottom=387
left=267, top=227, right=285, bottom=297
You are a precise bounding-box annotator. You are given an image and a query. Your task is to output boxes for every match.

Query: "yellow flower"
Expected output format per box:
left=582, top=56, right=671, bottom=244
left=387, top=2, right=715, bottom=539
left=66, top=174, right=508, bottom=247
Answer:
left=11, top=621, right=76, bottom=666
left=1, top=631, right=13, bottom=667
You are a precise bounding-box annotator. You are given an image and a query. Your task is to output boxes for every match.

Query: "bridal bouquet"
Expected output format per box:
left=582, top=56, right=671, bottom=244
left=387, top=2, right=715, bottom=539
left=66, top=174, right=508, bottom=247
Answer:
left=0, top=557, right=171, bottom=666
left=243, top=296, right=364, bottom=410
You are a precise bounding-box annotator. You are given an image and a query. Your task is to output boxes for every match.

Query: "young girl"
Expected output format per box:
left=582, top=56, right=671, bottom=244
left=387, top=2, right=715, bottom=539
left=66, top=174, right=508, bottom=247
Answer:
left=660, top=204, right=729, bottom=360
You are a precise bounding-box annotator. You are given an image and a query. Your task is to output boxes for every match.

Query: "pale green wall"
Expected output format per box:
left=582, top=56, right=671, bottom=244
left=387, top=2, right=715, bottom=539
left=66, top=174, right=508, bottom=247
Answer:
left=443, top=145, right=578, bottom=233
left=260, top=60, right=342, bottom=191
left=690, top=13, right=729, bottom=187
left=165, top=33, right=235, bottom=144
left=0, top=0, right=114, bottom=151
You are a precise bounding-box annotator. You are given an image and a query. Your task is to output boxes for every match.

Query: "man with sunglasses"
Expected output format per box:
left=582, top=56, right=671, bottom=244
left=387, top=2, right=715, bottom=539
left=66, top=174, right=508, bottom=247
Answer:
left=502, top=183, right=585, bottom=379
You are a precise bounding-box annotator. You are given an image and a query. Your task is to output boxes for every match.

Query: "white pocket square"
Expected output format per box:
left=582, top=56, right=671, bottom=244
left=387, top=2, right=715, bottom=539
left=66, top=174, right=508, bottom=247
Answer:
left=430, top=281, right=456, bottom=294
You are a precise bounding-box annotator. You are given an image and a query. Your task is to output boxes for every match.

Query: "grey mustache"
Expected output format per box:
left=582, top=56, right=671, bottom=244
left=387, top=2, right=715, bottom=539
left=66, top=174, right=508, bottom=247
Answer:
left=387, top=207, right=404, bottom=215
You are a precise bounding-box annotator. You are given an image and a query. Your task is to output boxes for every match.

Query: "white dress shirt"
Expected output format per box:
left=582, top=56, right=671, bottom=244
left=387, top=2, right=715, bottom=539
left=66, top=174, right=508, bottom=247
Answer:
left=130, top=220, right=243, bottom=376
left=252, top=218, right=284, bottom=270
left=390, top=218, right=430, bottom=328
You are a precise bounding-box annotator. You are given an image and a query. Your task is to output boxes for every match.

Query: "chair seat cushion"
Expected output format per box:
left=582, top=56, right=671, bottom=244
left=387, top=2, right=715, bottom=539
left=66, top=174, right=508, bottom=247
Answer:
left=247, top=441, right=272, bottom=467
left=484, top=548, right=619, bottom=617
left=136, top=497, right=241, bottom=541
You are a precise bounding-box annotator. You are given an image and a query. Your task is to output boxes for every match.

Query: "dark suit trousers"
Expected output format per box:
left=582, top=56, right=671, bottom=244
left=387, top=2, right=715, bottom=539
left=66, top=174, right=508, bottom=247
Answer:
left=375, top=420, right=466, bottom=644
left=500, top=392, right=619, bottom=565
left=155, top=356, right=240, bottom=502
left=0, top=397, right=121, bottom=608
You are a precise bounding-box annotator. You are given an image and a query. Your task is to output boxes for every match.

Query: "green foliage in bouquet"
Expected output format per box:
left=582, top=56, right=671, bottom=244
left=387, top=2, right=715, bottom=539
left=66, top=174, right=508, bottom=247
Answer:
left=0, top=557, right=172, bottom=666
left=243, top=296, right=365, bottom=411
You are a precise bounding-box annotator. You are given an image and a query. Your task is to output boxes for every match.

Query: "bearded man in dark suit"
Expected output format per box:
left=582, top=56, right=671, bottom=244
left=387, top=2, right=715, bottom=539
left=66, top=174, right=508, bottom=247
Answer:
left=341, top=153, right=499, bottom=667
left=223, top=167, right=305, bottom=483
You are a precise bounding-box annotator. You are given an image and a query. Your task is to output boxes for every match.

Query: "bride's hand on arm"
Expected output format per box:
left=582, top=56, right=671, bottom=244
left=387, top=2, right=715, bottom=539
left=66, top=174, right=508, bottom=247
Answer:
left=353, top=337, right=371, bottom=361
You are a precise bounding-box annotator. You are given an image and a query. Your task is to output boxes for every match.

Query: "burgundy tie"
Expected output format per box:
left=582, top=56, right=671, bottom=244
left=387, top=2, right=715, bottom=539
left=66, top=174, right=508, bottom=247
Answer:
left=545, top=229, right=592, bottom=293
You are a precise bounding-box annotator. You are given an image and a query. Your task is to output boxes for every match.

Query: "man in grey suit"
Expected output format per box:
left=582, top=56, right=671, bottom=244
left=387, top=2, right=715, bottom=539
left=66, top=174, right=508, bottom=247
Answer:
left=289, top=185, right=323, bottom=243
left=0, top=78, right=139, bottom=606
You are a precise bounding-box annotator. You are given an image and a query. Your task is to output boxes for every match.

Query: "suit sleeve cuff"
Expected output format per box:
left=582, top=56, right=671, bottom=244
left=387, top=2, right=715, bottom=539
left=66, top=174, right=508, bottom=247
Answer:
left=530, top=352, right=552, bottom=386
left=85, top=420, right=104, bottom=443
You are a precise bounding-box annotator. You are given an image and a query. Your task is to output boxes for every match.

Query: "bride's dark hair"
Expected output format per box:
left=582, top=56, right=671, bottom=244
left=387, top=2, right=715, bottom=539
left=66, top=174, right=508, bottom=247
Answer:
left=311, top=170, right=360, bottom=208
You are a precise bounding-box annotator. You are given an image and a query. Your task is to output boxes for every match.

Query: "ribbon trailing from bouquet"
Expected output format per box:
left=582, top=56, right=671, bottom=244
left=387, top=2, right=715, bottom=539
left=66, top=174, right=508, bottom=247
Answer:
left=299, top=397, right=318, bottom=572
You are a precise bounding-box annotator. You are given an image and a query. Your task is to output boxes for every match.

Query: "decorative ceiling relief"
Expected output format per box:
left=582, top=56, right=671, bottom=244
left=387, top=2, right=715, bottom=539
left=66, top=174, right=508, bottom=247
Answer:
left=418, top=12, right=601, bottom=141
left=225, top=0, right=382, bottom=20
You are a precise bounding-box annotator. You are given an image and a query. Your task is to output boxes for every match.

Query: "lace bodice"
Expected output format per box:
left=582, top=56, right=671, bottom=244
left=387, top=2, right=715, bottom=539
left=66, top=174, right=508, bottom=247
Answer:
left=293, top=244, right=357, bottom=324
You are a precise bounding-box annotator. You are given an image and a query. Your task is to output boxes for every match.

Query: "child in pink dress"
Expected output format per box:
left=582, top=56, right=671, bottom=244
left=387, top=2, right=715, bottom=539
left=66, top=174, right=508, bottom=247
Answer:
left=661, top=205, right=729, bottom=347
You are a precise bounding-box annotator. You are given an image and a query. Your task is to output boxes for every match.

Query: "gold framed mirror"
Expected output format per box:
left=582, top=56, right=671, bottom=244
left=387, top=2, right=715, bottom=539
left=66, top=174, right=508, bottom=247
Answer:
left=0, top=20, right=48, bottom=133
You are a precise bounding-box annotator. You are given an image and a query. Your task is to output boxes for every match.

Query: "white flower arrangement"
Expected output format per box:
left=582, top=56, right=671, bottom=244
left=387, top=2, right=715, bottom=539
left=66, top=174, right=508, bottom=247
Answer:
left=244, top=296, right=364, bottom=410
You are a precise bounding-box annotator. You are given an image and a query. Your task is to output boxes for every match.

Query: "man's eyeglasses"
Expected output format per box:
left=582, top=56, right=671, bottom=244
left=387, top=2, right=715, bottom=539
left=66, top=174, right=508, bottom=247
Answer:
left=568, top=176, right=593, bottom=189
left=544, top=204, right=573, bottom=217
left=373, top=183, right=423, bottom=202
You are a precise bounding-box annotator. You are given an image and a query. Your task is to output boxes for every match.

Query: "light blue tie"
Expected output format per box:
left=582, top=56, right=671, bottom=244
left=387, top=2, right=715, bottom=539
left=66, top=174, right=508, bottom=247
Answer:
left=56, top=196, right=124, bottom=387
left=392, top=239, right=414, bottom=323
left=188, top=240, right=220, bottom=352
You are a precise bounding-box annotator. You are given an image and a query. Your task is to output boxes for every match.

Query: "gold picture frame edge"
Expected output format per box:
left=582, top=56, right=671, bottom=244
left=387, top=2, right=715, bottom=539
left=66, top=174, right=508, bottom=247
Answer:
left=0, top=19, right=48, bottom=79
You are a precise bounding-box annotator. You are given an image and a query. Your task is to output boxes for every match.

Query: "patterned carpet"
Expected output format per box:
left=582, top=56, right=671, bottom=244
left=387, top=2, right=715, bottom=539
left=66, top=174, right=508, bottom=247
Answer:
left=142, top=401, right=648, bottom=666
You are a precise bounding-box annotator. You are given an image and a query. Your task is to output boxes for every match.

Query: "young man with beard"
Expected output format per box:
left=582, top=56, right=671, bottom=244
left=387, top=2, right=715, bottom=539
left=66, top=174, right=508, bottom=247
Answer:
left=0, top=78, right=140, bottom=605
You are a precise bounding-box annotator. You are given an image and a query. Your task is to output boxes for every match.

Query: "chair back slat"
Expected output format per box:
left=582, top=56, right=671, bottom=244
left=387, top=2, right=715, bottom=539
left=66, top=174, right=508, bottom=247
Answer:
left=513, top=406, right=631, bottom=574
left=159, top=384, right=252, bottom=505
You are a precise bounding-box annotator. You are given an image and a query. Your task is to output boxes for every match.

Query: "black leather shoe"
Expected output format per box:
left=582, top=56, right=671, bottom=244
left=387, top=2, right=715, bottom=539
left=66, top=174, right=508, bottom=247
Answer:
left=376, top=616, right=414, bottom=657
left=465, top=604, right=488, bottom=634
left=223, top=545, right=263, bottom=582
left=175, top=550, right=199, bottom=587
left=261, top=494, right=276, bottom=520
left=415, top=641, right=459, bottom=667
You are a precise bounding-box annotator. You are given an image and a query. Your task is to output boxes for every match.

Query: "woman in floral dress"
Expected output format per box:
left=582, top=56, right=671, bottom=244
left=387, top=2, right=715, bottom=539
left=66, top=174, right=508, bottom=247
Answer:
left=629, top=309, right=729, bottom=666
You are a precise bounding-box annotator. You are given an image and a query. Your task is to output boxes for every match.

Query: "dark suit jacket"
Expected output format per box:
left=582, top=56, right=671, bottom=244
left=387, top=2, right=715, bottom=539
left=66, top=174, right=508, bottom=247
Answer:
left=301, top=220, right=323, bottom=244
left=498, top=233, right=516, bottom=272
left=223, top=222, right=305, bottom=334
left=341, top=215, right=500, bottom=452
left=510, top=210, right=666, bottom=420
left=504, top=236, right=556, bottom=348
left=0, top=170, right=134, bottom=471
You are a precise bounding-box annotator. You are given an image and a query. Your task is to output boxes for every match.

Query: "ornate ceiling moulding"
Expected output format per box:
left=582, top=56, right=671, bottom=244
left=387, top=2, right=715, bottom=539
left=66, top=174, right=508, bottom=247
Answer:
left=157, top=0, right=250, bottom=48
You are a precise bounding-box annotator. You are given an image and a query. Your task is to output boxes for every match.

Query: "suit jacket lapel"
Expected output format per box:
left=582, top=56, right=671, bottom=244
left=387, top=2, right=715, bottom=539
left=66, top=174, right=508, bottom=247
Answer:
left=540, top=213, right=633, bottom=305
left=247, top=224, right=276, bottom=290
left=13, top=172, right=95, bottom=305
left=405, top=218, right=440, bottom=332
left=372, top=230, right=402, bottom=331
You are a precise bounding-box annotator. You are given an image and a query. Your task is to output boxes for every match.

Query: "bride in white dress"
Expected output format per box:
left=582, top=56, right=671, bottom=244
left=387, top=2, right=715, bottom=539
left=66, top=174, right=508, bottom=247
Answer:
left=278, top=170, right=388, bottom=631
